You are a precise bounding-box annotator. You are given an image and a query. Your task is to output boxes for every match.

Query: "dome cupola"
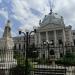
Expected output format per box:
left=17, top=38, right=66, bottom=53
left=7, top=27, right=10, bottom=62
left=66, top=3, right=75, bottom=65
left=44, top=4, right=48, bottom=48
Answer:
left=39, top=10, right=65, bottom=26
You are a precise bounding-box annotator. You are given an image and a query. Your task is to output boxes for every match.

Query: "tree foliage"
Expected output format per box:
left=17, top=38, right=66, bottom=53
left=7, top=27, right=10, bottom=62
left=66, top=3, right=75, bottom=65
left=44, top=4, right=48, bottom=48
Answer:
left=56, top=52, right=75, bottom=66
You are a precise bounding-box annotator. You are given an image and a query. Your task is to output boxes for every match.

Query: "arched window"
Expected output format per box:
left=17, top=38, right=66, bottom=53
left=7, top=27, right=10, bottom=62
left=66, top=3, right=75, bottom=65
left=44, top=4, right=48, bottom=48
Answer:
left=60, top=53, right=63, bottom=57
left=50, top=49, right=54, bottom=55
left=58, top=39, right=63, bottom=45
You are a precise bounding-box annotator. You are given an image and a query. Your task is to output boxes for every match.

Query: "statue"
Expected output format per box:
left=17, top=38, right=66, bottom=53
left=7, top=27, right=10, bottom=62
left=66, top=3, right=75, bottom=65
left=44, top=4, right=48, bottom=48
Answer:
left=0, top=20, right=17, bottom=75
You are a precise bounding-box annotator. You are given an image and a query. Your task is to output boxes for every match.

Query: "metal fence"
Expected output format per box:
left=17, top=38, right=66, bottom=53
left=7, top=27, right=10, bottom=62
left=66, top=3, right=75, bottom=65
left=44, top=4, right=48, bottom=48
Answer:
left=0, top=44, right=75, bottom=75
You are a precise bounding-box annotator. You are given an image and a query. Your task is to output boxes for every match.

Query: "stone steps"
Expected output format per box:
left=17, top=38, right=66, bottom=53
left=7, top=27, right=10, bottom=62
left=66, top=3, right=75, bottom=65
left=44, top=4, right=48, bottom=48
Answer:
left=33, top=68, right=66, bottom=75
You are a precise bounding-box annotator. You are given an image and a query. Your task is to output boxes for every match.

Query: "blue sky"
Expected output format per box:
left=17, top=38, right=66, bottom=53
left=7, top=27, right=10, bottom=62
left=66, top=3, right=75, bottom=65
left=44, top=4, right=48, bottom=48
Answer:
left=0, top=0, right=75, bottom=37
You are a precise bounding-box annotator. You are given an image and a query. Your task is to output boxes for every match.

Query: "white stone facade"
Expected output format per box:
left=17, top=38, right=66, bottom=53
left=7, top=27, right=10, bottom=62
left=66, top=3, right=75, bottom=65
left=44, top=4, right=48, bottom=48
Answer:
left=35, top=12, right=74, bottom=46
left=34, top=11, right=75, bottom=59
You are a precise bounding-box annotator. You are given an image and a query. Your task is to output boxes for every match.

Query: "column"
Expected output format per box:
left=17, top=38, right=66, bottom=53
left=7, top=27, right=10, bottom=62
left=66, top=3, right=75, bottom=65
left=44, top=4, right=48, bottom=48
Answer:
left=62, top=29, right=66, bottom=55
left=39, top=32, right=41, bottom=44
left=34, top=33, right=37, bottom=45
left=54, top=30, right=57, bottom=46
left=63, top=29, right=66, bottom=46
left=46, top=32, right=49, bottom=42
left=69, top=29, right=73, bottom=44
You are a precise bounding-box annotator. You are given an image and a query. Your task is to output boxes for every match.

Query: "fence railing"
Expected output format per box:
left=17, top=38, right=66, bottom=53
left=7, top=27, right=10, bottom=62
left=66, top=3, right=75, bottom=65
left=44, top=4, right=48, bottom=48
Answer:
left=0, top=45, right=75, bottom=75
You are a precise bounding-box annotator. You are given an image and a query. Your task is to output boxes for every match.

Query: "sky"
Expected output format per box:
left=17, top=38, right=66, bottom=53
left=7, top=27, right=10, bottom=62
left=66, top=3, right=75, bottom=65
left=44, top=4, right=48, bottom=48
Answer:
left=0, top=0, right=75, bottom=37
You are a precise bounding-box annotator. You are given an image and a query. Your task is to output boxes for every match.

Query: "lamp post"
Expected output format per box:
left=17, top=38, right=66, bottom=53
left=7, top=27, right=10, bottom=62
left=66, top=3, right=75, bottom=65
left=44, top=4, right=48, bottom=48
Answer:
left=19, top=29, right=36, bottom=75
left=46, top=40, right=53, bottom=55
left=46, top=40, right=55, bottom=65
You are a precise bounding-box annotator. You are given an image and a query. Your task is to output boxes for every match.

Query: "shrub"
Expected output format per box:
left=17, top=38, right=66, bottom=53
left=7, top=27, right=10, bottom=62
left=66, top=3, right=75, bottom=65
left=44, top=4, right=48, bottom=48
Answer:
left=56, top=53, right=75, bottom=66
left=10, top=51, right=33, bottom=75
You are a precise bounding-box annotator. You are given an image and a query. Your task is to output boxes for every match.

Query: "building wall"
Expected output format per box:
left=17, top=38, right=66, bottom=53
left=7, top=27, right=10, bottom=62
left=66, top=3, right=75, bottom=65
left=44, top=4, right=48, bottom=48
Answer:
left=13, top=35, right=35, bottom=51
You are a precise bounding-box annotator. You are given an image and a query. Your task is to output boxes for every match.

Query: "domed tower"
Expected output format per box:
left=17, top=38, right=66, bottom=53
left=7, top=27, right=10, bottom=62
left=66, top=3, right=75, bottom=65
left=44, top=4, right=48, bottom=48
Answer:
left=37, top=9, right=66, bottom=45
left=39, top=10, right=65, bottom=27
left=3, top=20, right=11, bottom=38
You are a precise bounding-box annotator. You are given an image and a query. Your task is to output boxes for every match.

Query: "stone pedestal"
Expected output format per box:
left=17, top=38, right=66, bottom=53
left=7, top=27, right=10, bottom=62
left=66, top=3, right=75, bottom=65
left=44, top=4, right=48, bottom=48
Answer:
left=0, top=69, right=9, bottom=75
left=52, top=61, right=55, bottom=66
left=0, top=61, right=17, bottom=75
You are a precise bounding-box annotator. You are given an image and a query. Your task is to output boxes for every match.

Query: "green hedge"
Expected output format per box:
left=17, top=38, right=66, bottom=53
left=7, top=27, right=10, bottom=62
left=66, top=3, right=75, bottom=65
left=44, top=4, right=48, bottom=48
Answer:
left=56, top=53, right=75, bottom=66
left=10, top=51, right=33, bottom=75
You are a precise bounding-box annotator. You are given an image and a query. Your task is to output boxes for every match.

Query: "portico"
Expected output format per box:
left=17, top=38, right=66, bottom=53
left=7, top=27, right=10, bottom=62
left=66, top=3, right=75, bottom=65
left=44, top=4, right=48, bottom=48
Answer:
left=37, top=29, right=66, bottom=47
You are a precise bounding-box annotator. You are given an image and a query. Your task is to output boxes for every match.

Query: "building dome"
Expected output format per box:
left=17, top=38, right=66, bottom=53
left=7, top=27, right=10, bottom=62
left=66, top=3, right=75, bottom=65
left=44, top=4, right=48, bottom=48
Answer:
left=39, top=10, right=64, bottom=26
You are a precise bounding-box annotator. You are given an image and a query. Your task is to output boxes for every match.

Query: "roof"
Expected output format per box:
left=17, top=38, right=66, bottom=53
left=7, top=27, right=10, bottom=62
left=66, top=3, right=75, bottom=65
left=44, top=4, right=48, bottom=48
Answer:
left=39, top=11, right=65, bottom=26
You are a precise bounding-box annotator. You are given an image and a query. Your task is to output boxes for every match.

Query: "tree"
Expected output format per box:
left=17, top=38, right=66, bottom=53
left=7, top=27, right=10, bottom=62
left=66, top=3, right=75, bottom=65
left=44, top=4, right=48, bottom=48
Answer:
left=10, top=51, right=33, bottom=75
left=56, top=52, right=75, bottom=66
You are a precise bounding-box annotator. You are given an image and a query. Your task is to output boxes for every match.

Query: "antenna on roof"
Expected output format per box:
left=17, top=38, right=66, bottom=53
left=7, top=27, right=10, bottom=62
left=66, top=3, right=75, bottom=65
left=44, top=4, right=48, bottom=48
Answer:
left=48, top=0, right=54, bottom=14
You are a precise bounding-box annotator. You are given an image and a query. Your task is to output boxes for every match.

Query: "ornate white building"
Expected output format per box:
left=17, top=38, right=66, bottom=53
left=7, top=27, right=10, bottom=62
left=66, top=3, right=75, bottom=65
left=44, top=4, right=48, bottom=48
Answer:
left=35, top=10, right=74, bottom=46
left=34, top=10, right=75, bottom=59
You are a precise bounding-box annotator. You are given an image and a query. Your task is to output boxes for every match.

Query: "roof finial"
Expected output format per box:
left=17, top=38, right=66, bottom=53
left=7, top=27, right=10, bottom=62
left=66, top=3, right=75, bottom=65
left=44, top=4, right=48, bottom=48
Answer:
left=49, top=0, right=54, bottom=14
left=50, top=8, right=52, bottom=14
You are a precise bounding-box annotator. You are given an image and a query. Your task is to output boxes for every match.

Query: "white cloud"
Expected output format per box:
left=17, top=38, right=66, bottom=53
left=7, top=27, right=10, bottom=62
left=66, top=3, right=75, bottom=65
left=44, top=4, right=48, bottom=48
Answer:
left=10, top=0, right=75, bottom=31
left=0, top=27, right=4, bottom=37
left=0, top=27, right=3, bottom=32
left=0, top=8, right=8, bottom=19
left=11, top=0, right=43, bottom=30
left=0, top=0, right=75, bottom=37
left=52, top=0, right=75, bottom=28
left=0, top=0, right=2, bottom=3
left=11, top=31, right=17, bottom=37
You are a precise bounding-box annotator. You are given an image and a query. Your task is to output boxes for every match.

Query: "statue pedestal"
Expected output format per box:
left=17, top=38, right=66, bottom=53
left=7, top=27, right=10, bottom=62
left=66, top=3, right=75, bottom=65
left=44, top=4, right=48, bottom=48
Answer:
left=0, top=61, right=17, bottom=75
left=0, top=49, right=17, bottom=75
left=0, top=48, right=17, bottom=74
left=52, top=60, right=55, bottom=66
left=0, top=69, right=9, bottom=75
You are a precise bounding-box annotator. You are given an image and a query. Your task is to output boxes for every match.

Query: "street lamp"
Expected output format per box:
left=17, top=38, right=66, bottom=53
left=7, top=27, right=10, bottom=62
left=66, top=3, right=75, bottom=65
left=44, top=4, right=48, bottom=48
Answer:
left=46, top=40, right=53, bottom=53
left=19, top=28, right=36, bottom=75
